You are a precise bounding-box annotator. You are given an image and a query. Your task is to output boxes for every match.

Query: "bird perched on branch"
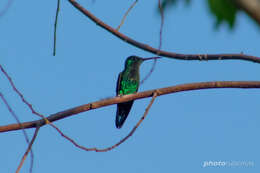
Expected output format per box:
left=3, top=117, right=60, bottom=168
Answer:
left=115, top=55, right=159, bottom=128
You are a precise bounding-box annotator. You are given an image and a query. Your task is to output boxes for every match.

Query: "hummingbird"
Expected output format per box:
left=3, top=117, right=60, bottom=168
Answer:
left=116, top=55, right=159, bottom=128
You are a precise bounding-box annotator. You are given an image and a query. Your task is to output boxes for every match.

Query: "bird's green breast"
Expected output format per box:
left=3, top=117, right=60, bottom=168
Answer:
left=119, top=67, right=140, bottom=95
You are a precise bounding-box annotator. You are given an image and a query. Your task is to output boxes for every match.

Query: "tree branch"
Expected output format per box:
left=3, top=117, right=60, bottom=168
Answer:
left=0, top=0, right=14, bottom=17
left=1, top=81, right=260, bottom=133
left=116, top=0, right=138, bottom=30
left=16, top=126, right=40, bottom=173
left=95, top=91, right=158, bottom=152
left=68, top=0, right=260, bottom=63
left=232, top=0, right=260, bottom=25
left=53, top=0, right=60, bottom=56
left=52, top=92, right=158, bottom=152
left=0, top=92, right=34, bottom=172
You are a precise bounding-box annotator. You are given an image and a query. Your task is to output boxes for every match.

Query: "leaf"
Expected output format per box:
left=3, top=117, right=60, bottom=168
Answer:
left=157, top=0, right=191, bottom=12
left=207, top=0, right=238, bottom=29
left=185, top=0, right=191, bottom=6
left=161, top=0, right=177, bottom=11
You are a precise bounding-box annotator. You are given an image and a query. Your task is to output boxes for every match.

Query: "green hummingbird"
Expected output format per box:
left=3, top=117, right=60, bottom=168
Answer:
left=116, top=55, right=159, bottom=128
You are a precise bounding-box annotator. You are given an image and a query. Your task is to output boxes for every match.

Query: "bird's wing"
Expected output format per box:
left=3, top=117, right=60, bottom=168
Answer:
left=116, top=72, right=122, bottom=95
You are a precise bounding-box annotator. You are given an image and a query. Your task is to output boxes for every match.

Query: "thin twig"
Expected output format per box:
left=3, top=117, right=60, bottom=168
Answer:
left=0, top=93, right=30, bottom=142
left=53, top=0, right=60, bottom=56
left=140, top=0, right=164, bottom=85
left=1, top=64, right=112, bottom=153
left=0, top=0, right=13, bottom=17
left=0, top=64, right=50, bottom=124
left=0, top=92, right=34, bottom=173
left=0, top=64, right=78, bottom=154
left=158, top=0, right=164, bottom=50
left=116, top=0, right=138, bottom=30
left=16, top=126, right=40, bottom=173
left=96, top=91, right=158, bottom=152
left=49, top=92, right=157, bottom=152
left=232, top=0, right=260, bottom=25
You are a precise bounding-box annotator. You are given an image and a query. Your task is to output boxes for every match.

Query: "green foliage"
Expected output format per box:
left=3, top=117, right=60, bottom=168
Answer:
left=207, top=0, right=238, bottom=29
left=159, top=0, right=191, bottom=11
left=157, top=0, right=242, bottom=30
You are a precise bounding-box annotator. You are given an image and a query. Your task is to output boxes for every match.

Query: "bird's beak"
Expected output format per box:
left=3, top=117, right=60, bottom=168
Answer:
left=142, top=57, right=161, bottom=61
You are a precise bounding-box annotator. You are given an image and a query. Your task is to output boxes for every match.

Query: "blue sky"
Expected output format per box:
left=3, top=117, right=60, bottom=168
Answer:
left=0, top=0, right=259, bottom=172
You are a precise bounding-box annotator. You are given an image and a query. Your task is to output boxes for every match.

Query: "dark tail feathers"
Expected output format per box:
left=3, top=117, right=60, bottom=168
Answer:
left=116, top=101, right=134, bottom=128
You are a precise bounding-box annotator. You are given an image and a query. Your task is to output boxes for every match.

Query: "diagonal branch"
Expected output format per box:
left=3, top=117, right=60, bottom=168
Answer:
left=0, top=92, right=34, bottom=173
left=0, top=64, right=93, bottom=156
left=16, top=126, right=40, bottom=173
left=95, top=91, right=158, bottom=152
left=0, top=0, right=14, bottom=17
left=28, top=92, right=157, bottom=153
left=232, top=0, right=260, bottom=25
left=68, top=0, right=260, bottom=63
left=140, top=0, right=164, bottom=84
left=1, top=81, right=260, bottom=133
left=116, top=0, right=138, bottom=30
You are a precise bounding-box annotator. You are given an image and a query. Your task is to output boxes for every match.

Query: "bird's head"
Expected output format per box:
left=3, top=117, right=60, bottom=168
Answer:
left=124, top=56, right=143, bottom=68
left=124, top=55, right=160, bottom=68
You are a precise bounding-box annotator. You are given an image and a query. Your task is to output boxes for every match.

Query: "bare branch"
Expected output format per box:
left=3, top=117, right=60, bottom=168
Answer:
left=116, top=0, right=138, bottom=30
left=53, top=0, right=61, bottom=56
left=68, top=0, right=260, bottom=63
left=94, top=91, right=158, bottom=152
left=158, top=0, right=164, bottom=51
left=140, top=0, right=164, bottom=84
left=9, top=93, right=156, bottom=153
left=32, top=92, right=157, bottom=152
left=0, top=92, right=34, bottom=172
left=232, top=0, right=260, bottom=25
left=0, top=0, right=14, bottom=17
left=16, top=126, right=40, bottom=173
left=0, top=63, right=82, bottom=154
left=1, top=81, right=260, bottom=133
